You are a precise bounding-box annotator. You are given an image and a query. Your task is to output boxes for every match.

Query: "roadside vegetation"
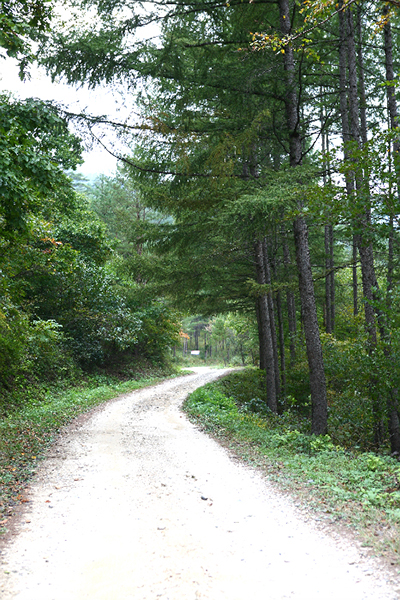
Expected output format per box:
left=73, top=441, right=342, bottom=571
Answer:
left=184, top=369, right=400, bottom=564
left=0, top=362, right=186, bottom=531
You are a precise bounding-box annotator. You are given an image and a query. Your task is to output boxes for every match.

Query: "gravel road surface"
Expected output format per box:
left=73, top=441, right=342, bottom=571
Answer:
left=1, top=367, right=399, bottom=599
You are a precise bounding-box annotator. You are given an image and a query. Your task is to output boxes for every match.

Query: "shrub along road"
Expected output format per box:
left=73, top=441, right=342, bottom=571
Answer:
left=0, top=367, right=399, bottom=599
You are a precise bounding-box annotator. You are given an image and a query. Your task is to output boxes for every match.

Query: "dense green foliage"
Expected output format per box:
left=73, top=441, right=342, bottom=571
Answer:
left=0, top=95, right=82, bottom=237
left=36, top=0, right=400, bottom=449
left=0, top=0, right=53, bottom=75
left=0, top=122, right=180, bottom=412
left=3, top=0, right=400, bottom=454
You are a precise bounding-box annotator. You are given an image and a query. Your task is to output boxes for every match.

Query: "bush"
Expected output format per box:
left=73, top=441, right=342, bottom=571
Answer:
left=0, top=301, right=30, bottom=390
left=188, top=387, right=237, bottom=413
left=27, top=319, right=76, bottom=380
left=0, top=304, right=77, bottom=412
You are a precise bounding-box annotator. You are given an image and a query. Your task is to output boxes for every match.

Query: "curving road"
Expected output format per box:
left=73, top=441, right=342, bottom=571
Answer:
left=0, top=367, right=399, bottom=599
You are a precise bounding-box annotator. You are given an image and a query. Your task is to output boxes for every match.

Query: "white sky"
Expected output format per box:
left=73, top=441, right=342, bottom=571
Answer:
left=0, top=2, right=162, bottom=181
left=0, top=57, right=120, bottom=179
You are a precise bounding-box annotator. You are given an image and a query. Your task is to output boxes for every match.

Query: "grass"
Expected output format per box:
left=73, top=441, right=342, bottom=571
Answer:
left=0, top=365, right=190, bottom=531
left=183, top=369, right=400, bottom=566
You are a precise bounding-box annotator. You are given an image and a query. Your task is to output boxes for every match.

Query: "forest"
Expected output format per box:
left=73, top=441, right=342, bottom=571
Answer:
left=2, top=0, right=400, bottom=456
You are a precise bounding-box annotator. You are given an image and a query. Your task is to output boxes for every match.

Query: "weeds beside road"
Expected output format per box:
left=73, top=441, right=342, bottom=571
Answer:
left=183, top=369, right=400, bottom=567
left=0, top=366, right=189, bottom=531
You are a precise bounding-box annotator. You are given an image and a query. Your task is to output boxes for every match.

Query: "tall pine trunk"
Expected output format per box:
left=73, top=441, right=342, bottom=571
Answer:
left=263, top=238, right=281, bottom=401
left=254, top=239, right=278, bottom=412
left=321, top=98, right=335, bottom=333
left=271, top=241, right=287, bottom=398
left=282, top=225, right=297, bottom=365
left=338, top=2, right=358, bottom=317
left=383, top=8, right=400, bottom=454
left=329, top=225, right=335, bottom=330
left=255, top=301, right=267, bottom=371
left=339, top=1, right=385, bottom=445
left=324, top=224, right=333, bottom=333
left=278, top=0, right=327, bottom=435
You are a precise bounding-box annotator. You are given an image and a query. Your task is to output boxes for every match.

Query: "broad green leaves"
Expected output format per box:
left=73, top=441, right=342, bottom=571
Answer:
left=0, top=0, right=53, bottom=75
left=0, top=96, right=82, bottom=238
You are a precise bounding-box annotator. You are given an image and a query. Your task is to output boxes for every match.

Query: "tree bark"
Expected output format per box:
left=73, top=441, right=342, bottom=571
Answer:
left=321, top=106, right=333, bottom=335
left=356, top=5, right=368, bottom=148
left=275, top=292, right=286, bottom=399
left=271, top=242, right=287, bottom=399
left=329, top=224, right=335, bottom=331
left=341, top=1, right=385, bottom=446
left=263, top=238, right=281, bottom=401
left=324, top=224, right=332, bottom=333
left=293, top=217, right=328, bottom=434
left=383, top=8, right=400, bottom=454
left=321, top=102, right=335, bottom=334
left=254, top=239, right=278, bottom=412
left=282, top=225, right=297, bottom=365
left=255, top=300, right=267, bottom=371
left=278, top=0, right=327, bottom=434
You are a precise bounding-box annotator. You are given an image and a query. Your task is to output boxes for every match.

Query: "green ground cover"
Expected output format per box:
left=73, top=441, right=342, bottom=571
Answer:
left=183, top=369, right=400, bottom=565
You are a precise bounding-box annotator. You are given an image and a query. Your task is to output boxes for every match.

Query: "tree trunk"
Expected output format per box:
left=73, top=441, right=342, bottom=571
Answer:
left=275, top=292, right=286, bottom=399
left=282, top=225, right=297, bottom=365
left=339, top=1, right=376, bottom=342
left=263, top=238, right=281, bottom=401
left=293, top=217, right=328, bottom=434
left=356, top=5, right=368, bottom=148
left=338, top=2, right=358, bottom=317
left=383, top=8, right=400, bottom=454
left=254, top=239, right=278, bottom=412
left=324, top=224, right=332, bottom=333
left=340, top=1, right=384, bottom=445
left=384, top=8, right=400, bottom=151
left=321, top=103, right=335, bottom=334
left=345, top=6, right=378, bottom=345
left=255, top=300, right=267, bottom=371
left=329, top=224, right=335, bottom=330
left=348, top=4, right=382, bottom=445
left=353, top=236, right=358, bottom=315
left=321, top=106, right=332, bottom=335
left=271, top=242, right=287, bottom=398
left=278, top=0, right=327, bottom=434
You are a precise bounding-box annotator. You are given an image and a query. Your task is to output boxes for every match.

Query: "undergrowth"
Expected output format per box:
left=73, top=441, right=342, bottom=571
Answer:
left=183, top=369, right=400, bottom=564
left=0, top=364, right=185, bottom=531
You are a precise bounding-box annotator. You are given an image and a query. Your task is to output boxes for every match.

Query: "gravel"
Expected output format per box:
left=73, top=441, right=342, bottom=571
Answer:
left=1, top=367, right=400, bottom=599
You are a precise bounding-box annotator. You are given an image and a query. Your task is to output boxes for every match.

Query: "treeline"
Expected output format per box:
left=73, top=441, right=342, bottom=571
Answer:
left=179, top=314, right=258, bottom=365
left=3, top=0, right=400, bottom=451
left=36, top=0, right=400, bottom=451
left=0, top=99, right=180, bottom=411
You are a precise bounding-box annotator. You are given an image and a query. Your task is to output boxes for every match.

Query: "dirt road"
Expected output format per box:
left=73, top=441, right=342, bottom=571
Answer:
left=0, top=367, right=399, bottom=599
